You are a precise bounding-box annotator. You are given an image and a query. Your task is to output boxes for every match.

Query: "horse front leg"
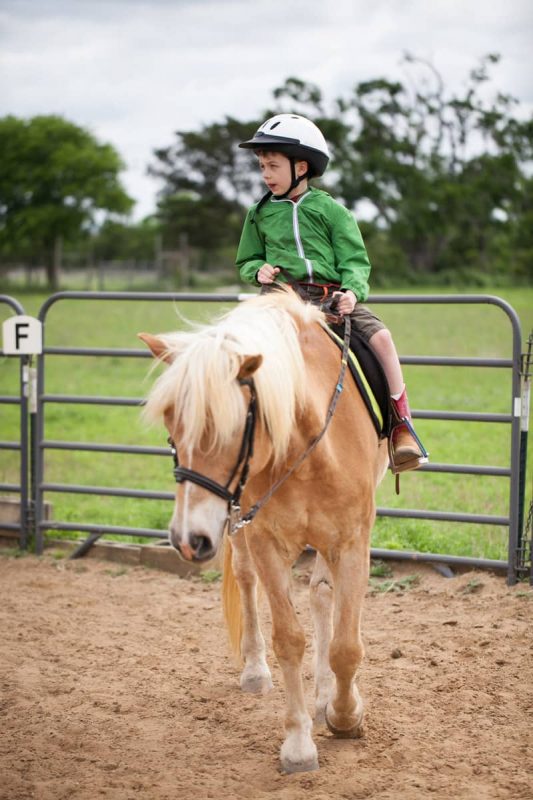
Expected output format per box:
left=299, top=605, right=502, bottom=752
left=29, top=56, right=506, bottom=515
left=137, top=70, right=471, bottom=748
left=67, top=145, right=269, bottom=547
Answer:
left=249, top=536, right=318, bottom=773
left=230, top=532, right=273, bottom=694
left=325, top=542, right=369, bottom=738
left=309, top=552, right=334, bottom=725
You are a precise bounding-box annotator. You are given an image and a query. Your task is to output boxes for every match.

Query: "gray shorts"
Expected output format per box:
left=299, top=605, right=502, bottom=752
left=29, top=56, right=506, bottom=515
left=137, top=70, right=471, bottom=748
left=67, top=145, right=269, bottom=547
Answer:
left=348, top=303, right=385, bottom=343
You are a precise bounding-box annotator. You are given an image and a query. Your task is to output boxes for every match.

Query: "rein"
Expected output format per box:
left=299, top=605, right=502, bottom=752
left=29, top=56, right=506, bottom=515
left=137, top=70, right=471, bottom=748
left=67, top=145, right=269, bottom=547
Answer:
left=167, top=313, right=352, bottom=536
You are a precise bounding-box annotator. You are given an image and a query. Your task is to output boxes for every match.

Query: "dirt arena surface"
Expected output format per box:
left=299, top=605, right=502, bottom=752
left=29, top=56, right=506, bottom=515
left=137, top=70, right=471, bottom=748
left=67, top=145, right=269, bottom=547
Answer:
left=1, top=550, right=532, bottom=800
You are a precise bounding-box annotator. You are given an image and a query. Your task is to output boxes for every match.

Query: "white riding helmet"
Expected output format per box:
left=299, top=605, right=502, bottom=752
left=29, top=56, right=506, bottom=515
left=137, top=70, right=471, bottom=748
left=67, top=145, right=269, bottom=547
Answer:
left=239, top=113, right=330, bottom=177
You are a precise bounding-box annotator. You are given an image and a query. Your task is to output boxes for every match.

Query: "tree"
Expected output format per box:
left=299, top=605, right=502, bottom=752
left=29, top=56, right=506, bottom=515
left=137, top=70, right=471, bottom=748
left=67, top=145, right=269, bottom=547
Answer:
left=91, top=217, right=160, bottom=262
left=0, top=115, right=133, bottom=289
left=330, top=54, right=533, bottom=279
left=149, top=116, right=262, bottom=254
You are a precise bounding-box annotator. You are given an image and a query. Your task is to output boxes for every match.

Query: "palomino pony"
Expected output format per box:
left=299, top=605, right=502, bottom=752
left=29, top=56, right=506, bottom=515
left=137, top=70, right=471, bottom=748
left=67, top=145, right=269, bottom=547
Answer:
left=140, top=288, right=389, bottom=773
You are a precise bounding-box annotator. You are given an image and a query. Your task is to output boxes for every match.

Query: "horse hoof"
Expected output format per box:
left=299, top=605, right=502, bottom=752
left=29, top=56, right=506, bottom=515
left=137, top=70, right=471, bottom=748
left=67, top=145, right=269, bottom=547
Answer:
left=325, top=704, right=364, bottom=739
left=280, top=733, right=319, bottom=774
left=281, top=754, right=319, bottom=774
left=240, top=672, right=273, bottom=695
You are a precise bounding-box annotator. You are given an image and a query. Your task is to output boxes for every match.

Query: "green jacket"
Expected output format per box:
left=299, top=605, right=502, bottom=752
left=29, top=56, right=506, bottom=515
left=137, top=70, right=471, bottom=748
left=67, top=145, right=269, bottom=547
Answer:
left=235, top=187, right=371, bottom=301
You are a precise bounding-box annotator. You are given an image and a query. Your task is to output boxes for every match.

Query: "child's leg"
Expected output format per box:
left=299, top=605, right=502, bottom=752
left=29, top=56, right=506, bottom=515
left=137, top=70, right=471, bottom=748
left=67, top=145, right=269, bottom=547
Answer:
left=367, top=328, right=427, bottom=472
left=366, top=328, right=403, bottom=396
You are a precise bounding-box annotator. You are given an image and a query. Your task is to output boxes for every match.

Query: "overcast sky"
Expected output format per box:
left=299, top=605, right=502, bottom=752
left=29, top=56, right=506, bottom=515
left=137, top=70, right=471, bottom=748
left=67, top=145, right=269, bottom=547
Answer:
left=1, top=0, right=532, bottom=220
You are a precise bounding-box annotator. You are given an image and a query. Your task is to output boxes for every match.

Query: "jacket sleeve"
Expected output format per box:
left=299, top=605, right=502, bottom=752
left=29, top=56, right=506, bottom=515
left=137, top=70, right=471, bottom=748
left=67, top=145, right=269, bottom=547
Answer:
left=330, top=203, right=371, bottom=302
left=235, top=207, right=266, bottom=285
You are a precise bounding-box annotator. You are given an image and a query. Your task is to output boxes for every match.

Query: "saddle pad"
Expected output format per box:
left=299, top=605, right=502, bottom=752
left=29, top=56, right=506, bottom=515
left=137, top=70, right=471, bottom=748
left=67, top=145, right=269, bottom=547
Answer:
left=325, top=324, right=391, bottom=438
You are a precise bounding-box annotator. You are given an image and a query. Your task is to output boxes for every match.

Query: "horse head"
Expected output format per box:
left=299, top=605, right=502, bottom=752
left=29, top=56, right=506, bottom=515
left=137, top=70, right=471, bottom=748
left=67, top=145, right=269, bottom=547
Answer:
left=139, top=330, right=263, bottom=563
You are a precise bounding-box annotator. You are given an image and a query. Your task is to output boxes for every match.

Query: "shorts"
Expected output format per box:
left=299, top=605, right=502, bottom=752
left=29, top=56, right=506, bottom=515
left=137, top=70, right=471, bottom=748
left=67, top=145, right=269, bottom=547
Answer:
left=262, top=280, right=386, bottom=343
left=292, top=281, right=385, bottom=343
left=347, top=303, right=385, bottom=343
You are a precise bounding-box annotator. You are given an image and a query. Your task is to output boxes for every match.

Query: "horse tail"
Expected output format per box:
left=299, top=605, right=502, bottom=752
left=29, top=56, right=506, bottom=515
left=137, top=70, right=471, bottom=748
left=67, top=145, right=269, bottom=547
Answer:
left=222, top=533, right=243, bottom=661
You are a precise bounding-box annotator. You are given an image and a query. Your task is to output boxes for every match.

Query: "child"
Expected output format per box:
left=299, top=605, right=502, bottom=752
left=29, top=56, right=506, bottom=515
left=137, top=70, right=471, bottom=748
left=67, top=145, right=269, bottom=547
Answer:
left=235, top=113, right=427, bottom=473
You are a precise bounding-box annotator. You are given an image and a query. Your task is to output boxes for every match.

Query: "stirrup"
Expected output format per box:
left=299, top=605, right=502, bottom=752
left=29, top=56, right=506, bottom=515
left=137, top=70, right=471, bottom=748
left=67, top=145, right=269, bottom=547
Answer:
left=388, top=417, right=429, bottom=493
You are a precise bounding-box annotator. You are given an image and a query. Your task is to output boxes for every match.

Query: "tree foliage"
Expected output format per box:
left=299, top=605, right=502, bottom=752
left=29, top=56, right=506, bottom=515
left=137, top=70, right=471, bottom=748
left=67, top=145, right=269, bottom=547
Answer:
left=0, top=115, right=133, bottom=288
left=330, top=54, right=533, bottom=281
left=91, top=217, right=159, bottom=262
left=149, top=116, right=261, bottom=250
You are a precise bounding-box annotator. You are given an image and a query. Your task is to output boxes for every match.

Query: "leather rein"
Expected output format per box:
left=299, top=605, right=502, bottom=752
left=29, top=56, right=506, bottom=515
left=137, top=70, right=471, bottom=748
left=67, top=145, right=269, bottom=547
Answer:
left=167, top=291, right=351, bottom=536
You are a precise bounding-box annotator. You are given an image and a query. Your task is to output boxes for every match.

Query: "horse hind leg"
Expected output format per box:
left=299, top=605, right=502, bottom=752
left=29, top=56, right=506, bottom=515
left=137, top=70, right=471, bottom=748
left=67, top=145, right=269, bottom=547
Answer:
left=309, top=552, right=335, bottom=725
left=225, top=532, right=273, bottom=694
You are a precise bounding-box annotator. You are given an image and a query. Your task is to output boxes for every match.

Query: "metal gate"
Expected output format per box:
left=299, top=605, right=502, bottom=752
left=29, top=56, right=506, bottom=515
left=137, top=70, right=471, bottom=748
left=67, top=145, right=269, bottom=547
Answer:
left=1, top=290, right=530, bottom=583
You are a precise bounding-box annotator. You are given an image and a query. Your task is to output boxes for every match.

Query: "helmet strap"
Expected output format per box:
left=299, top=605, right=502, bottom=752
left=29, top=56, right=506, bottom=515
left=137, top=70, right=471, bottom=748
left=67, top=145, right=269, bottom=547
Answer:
left=273, top=157, right=309, bottom=200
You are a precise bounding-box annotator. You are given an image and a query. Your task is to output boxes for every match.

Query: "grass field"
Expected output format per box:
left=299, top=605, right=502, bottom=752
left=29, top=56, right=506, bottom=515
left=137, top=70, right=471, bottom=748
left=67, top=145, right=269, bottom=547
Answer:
left=1, top=286, right=532, bottom=561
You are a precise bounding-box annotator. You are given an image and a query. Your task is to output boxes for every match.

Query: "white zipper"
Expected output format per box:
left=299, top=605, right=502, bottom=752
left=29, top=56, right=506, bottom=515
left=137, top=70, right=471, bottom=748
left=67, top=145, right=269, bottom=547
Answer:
left=272, top=192, right=313, bottom=281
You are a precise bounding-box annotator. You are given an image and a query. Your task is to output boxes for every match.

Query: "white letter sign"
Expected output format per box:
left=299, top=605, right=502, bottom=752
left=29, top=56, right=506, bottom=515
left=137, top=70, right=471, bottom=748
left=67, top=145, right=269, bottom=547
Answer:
left=2, top=315, right=43, bottom=355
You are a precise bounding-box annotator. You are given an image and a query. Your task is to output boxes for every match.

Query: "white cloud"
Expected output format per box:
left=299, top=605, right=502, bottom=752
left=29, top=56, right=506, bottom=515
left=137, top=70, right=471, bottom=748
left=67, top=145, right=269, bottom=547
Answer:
left=0, top=0, right=531, bottom=219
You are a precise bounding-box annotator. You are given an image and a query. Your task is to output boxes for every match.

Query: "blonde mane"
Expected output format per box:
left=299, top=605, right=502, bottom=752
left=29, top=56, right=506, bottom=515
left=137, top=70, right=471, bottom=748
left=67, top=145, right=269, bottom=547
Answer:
left=143, top=291, right=323, bottom=462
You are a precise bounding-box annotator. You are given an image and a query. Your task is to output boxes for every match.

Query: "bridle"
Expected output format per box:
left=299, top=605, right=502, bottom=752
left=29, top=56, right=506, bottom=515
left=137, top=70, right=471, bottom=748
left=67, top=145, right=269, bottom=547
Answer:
left=166, top=312, right=351, bottom=536
left=168, top=377, right=257, bottom=525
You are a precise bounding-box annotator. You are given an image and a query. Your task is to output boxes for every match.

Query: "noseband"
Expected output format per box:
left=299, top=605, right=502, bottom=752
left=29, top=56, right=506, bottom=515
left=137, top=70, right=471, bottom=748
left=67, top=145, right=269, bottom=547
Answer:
left=168, top=377, right=257, bottom=524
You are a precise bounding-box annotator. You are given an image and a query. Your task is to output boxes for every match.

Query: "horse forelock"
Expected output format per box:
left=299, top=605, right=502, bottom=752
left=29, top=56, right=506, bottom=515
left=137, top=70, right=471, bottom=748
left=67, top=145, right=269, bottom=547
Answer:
left=144, top=290, right=318, bottom=461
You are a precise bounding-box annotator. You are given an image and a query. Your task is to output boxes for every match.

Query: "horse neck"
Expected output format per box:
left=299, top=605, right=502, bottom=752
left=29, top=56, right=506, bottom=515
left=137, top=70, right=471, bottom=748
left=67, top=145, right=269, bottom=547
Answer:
left=291, top=319, right=372, bottom=456
left=251, top=321, right=338, bottom=476
left=297, top=321, right=340, bottom=428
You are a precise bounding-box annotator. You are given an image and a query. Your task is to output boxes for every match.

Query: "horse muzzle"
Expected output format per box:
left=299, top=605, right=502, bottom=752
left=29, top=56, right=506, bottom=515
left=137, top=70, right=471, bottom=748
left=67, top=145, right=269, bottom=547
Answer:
left=171, top=530, right=216, bottom=563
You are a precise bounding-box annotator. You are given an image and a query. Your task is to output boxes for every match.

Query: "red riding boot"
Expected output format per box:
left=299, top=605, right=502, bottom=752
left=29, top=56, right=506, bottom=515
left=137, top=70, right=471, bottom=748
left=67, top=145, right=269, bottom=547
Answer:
left=389, top=387, right=429, bottom=474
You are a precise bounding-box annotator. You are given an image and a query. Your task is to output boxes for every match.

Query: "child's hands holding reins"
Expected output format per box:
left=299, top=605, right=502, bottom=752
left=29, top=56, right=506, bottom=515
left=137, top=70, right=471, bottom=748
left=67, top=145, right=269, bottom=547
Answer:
left=332, top=290, right=357, bottom=316
left=257, top=264, right=280, bottom=284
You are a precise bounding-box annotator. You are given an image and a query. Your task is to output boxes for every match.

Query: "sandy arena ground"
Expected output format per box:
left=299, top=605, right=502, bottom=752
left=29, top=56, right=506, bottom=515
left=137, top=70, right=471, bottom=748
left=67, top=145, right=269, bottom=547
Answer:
left=1, top=550, right=532, bottom=800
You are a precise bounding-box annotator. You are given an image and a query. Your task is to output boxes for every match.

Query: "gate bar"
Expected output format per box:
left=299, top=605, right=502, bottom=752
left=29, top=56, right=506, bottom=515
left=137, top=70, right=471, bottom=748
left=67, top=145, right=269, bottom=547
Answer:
left=39, top=392, right=515, bottom=423
left=370, top=548, right=508, bottom=573
left=39, top=521, right=166, bottom=538
left=40, top=482, right=174, bottom=501
left=45, top=345, right=513, bottom=369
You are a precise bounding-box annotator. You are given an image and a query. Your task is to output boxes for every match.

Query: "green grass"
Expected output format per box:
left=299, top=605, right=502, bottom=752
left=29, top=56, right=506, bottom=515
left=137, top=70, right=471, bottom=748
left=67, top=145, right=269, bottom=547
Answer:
left=199, top=569, right=223, bottom=584
left=1, top=287, right=532, bottom=560
left=369, top=574, right=421, bottom=593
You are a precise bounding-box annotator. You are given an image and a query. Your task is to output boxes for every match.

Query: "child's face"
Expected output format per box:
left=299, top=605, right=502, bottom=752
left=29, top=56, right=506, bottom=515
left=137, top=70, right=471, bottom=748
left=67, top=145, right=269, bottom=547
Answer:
left=257, top=152, right=308, bottom=197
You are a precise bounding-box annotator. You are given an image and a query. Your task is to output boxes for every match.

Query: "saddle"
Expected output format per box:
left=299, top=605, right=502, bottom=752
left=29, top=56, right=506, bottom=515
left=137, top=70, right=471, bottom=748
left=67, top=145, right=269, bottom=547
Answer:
left=325, top=322, right=390, bottom=439
left=264, top=270, right=391, bottom=439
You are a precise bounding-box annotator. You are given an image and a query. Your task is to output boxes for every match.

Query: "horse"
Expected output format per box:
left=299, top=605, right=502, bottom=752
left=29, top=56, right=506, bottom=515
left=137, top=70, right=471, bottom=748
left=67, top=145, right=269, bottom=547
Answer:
left=139, top=288, right=389, bottom=774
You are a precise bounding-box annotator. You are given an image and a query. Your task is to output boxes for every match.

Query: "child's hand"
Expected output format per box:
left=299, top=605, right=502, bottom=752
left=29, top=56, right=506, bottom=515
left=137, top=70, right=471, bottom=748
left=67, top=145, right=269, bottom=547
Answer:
left=257, top=264, right=280, bottom=284
left=332, top=290, right=357, bottom=316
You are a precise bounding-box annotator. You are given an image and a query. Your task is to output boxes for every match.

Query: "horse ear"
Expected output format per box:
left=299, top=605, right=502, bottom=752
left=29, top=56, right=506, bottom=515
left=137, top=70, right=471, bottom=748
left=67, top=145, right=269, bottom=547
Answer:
left=138, top=333, right=174, bottom=364
left=237, top=354, right=263, bottom=380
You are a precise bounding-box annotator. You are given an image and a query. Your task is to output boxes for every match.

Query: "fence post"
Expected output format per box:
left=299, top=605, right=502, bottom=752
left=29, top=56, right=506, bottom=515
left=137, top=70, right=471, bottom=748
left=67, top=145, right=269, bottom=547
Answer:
left=517, top=333, right=532, bottom=582
left=503, top=301, right=526, bottom=585
left=0, top=295, right=29, bottom=549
